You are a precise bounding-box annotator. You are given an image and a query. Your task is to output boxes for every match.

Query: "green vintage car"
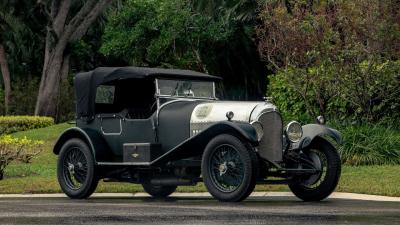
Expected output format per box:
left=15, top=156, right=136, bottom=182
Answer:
left=54, top=67, right=342, bottom=202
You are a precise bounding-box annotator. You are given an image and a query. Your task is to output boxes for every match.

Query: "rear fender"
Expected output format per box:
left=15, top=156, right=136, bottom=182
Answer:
left=53, top=127, right=111, bottom=162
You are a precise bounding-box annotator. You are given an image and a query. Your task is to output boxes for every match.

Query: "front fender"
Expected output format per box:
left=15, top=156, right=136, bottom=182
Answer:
left=152, top=121, right=258, bottom=165
left=293, top=124, right=342, bottom=150
left=53, top=127, right=111, bottom=162
left=214, top=121, right=259, bottom=145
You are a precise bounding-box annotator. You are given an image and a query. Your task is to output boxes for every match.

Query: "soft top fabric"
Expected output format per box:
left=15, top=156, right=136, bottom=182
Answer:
left=74, top=67, right=221, bottom=120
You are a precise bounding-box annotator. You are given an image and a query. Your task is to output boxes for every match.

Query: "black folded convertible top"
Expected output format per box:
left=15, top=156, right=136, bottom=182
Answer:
left=74, top=67, right=221, bottom=120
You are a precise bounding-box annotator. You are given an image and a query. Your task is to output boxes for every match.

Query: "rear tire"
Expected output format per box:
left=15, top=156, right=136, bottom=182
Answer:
left=142, top=182, right=177, bottom=198
left=202, top=134, right=258, bottom=202
left=57, top=138, right=98, bottom=199
left=289, top=137, right=341, bottom=201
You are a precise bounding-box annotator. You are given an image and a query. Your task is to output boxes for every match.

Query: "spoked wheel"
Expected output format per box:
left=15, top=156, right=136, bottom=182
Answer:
left=202, top=134, right=257, bottom=202
left=63, top=147, right=88, bottom=189
left=209, top=145, right=245, bottom=192
left=289, top=137, right=341, bottom=201
left=57, top=138, right=98, bottom=199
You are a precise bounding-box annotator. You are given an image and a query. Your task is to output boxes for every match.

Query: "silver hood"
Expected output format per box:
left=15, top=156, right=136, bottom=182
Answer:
left=189, top=101, right=278, bottom=136
left=190, top=100, right=283, bottom=163
left=190, top=101, right=277, bottom=124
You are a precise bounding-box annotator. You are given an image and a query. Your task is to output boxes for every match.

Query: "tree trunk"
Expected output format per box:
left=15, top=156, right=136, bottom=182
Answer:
left=60, top=54, right=70, bottom=81
left=34, top=0, right=112, bottom=117
left=35, top=47, right=66, bottom=116
left=0, top=44, right=11, bottom=115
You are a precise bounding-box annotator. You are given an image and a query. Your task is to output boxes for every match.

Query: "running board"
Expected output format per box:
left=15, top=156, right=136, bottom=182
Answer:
left=97, top=162, right=151, bottom=166
left=277, top=168, right=318, bottom=174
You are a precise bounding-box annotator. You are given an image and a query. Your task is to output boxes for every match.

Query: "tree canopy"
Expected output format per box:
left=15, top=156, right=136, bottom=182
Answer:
left=101, top=0, right=266, bottom=100
left=0, top=0, right=398, bottom=125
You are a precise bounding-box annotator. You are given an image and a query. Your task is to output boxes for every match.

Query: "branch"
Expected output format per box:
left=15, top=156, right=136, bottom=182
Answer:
left=70, top=0, right=112, bottom=41
left=54, top=0, right=109, bottom=50
left=49, top=0, right=59, bottom=20
left=52, top=0, right=72, bottom=37
left=59, top=0, right=98, bottom=42
left=68, top=0, right=98, bottom=28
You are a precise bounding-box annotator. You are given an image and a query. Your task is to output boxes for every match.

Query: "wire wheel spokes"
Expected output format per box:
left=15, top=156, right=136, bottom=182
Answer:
left=62, top=147, right=88, bottom=190
left=209, top=144, right=245, bottom=193
left=301, top=149, right=328, bottom=189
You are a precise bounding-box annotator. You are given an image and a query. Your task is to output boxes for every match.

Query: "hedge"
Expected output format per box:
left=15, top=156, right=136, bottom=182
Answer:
left=0, top=116, right=54, bottom=135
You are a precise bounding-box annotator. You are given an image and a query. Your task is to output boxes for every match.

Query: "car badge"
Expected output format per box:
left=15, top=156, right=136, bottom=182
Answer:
left=195, top=105, right=212, bottom=119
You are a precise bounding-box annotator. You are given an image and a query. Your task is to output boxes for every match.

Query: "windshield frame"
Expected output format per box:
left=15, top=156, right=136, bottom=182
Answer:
left=155, top=78, right=217, bottom=100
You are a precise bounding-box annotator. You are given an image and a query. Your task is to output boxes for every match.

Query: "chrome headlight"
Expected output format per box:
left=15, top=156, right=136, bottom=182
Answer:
left=251, top=121, right=264, bottom=141
left=285, top=121, right=303, bottom=142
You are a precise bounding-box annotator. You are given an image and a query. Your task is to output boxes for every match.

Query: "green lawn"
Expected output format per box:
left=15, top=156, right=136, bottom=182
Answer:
left=1, top=123, right=399, bottom=196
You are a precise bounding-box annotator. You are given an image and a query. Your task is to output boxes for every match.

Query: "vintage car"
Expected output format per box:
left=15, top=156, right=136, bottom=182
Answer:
left=54, top=67, right=342, bottom=202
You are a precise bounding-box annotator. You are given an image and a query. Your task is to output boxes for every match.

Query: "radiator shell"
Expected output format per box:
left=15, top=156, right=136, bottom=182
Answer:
left=256, top=111, right=283, bottom=163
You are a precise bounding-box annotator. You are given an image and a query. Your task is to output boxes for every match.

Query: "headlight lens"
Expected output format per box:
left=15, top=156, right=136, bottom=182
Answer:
left=251, top=121, right=264, bottom=141
left=286, top=121, right=303, bottom=142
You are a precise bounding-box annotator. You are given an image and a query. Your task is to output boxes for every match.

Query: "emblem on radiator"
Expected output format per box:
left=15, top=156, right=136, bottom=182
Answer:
left=132, top=153, right=140, bottom=158
left=195, top=105, right=212, bottom=119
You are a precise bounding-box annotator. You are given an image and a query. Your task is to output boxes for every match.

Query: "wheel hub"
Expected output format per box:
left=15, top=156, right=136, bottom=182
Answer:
left=68, top=163, right=75, bottom=175
left=218, top=161, right=237, bottom=176
left=219, top=162, right=228, bottom=176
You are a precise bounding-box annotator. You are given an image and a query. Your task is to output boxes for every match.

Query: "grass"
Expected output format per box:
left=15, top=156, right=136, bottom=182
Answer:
left=0, top=123, right=399, bottom=196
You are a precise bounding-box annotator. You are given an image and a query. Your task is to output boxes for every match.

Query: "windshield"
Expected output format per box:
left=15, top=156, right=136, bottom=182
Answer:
left=157, top=79, right=215, bottom=99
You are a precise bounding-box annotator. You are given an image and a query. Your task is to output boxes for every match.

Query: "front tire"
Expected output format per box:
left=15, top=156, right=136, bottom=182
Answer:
left=202, top=134, right=258, bottom=202
left=57, top=138, right=98, bottom=199
left=289, top=137, right=341, bottom=201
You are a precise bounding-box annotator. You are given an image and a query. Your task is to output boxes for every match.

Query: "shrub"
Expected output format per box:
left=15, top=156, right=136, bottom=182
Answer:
left=267, top=60, right=400, bottom=125
left=0, top=78, right=75, bottom=123
left=259, top=0, right=400, bottom=124
left=0, top=116, right=54, bottom=135
left=9, top=78, right=39, bottom=116
left=267, top=69, right=312, bottom=124
left=337, top=124, right=400, bottom=166
left=0, top=135, right=44, bottom=180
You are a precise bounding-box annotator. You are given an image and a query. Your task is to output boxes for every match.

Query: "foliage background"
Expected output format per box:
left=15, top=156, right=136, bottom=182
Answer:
left=0, top=0, right=398, bottom=166
left=1, top=0, right=398, bottom=124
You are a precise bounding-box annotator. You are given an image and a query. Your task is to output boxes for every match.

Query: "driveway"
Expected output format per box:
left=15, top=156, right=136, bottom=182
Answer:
left=0, top=195, right=399, bottom=225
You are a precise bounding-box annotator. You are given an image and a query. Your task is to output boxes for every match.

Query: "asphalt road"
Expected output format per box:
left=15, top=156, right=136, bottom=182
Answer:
left=0, top=196, right=399, bottom=225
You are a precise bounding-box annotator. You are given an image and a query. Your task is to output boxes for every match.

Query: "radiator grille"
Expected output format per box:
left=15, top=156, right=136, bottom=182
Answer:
left=257, top=111, right=283, bottom=162
left=190, top=122, right=213, bottom=136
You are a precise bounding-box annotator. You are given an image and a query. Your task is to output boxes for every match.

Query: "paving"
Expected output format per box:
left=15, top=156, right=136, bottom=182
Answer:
left=0, top=193, right=399, bottom=225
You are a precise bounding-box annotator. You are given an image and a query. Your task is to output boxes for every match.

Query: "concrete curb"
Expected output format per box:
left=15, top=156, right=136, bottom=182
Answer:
left=0, top=192, right=399, bottom=202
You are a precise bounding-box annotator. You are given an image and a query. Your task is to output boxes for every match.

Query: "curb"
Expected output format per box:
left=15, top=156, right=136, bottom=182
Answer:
left=0, top=192, right=399, bottom=202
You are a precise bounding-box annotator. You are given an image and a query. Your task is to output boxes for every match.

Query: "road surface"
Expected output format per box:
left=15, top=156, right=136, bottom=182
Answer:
left=0, top=196, right=399, bottom=225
